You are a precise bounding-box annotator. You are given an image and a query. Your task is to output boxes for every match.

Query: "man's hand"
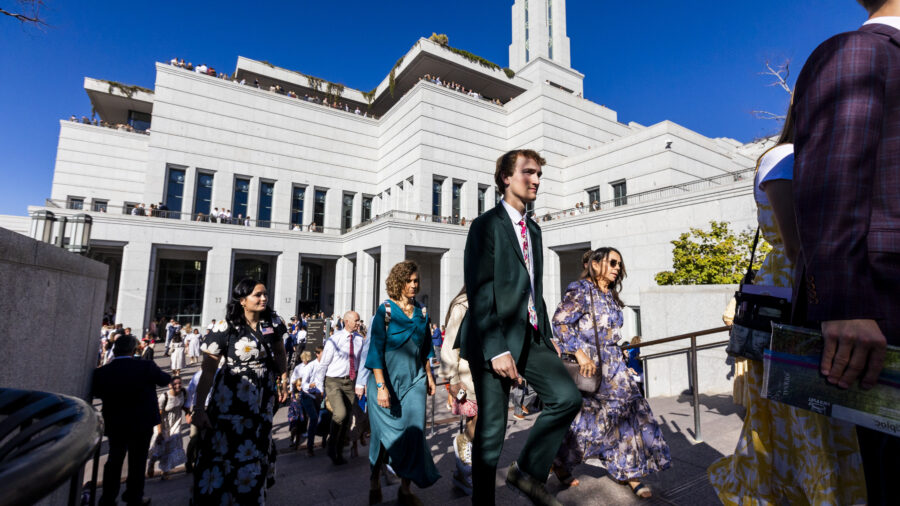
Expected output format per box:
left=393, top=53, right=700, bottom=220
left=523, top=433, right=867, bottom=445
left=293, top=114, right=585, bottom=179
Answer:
left=355, top=386, right=366, bottom=398
left=821, top=319, right=887, bottom=389
left=491, top=353, right=521, bottom=384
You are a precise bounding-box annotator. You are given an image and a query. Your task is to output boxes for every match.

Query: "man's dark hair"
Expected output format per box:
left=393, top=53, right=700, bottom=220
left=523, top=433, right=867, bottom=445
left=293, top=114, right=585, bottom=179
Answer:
left=112, top=335, right=138, bottom=356
left=494, top=149, right=547, bottom=193
left=857, top=0, right=887, bottom=13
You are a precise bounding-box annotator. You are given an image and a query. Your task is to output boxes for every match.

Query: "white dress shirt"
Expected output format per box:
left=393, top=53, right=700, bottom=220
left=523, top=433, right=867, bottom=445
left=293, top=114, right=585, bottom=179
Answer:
left=494, top=199, right=537, bottom=361
left=289, top=362, right=307, bottom=392
left=864, top=16, right=900, bottom=31
left=315, top=329, right=366, bottom=387
left=302, top=359, right=321, bottom=393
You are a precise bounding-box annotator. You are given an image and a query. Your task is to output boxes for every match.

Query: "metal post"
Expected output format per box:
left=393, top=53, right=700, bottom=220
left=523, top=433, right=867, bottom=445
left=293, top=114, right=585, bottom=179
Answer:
left=690, top=335, right=702, bottom=442
left=430, top=383, right=436, bottom=437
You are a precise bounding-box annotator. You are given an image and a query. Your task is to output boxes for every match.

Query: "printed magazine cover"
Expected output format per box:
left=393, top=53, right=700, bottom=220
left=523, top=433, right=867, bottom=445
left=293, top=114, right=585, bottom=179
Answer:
left=762, top=323, right=900, bottom=436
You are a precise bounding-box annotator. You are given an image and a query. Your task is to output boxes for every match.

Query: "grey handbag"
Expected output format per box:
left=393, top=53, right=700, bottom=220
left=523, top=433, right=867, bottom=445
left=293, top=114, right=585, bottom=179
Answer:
left=560, top=287, right=605, bottom=394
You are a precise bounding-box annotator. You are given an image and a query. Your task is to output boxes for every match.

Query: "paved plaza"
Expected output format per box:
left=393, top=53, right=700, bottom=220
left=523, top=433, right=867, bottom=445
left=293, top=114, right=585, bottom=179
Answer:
left=89, top=347, right=744, bottom=505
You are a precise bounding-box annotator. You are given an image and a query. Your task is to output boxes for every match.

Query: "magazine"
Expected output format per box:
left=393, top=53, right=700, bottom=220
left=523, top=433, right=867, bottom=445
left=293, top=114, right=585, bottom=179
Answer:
left=762, top=323, right=900, bottom=436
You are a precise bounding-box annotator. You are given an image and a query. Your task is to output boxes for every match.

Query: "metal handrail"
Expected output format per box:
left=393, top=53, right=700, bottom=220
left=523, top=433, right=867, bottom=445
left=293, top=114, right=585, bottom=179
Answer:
left=620, top=325, right=731, bottom=442
left=0, top=388, right=103, bottom=506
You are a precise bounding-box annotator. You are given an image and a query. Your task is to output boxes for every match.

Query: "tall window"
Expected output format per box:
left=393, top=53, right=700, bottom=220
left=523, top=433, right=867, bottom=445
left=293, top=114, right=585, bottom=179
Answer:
left=362, top=196, right=373, bottom=222
left=452, top=181, right=462, bottom=222
left=612, top=180, right=627, bottom=207
left=342, top=193, right=354, bottom=231
left=290, top=186, right=305, bottom=228
left=233, top=177, right=250, bottom=220
left=478, top=187, right=487, bottom=215
left=313, top=189, right=326, bottom=230
left=432, top=178, right=443, bottom=217
left=524, top=0, right=530, bottom=61
left=587, top=187, right=600, bottom=208
left=257, top=181, right=274, bottom=227
left=547, top=0, right=553, bottom=59
left=165, top=167, right=186, bottom=218
left=194, top=172, right=214, bottom=217
left=154, top=258, right=205, bottom=326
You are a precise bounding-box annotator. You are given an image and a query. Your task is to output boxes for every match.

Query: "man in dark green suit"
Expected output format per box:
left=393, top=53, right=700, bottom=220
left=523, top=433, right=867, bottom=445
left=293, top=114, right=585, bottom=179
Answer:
left=459, top=149, right=581, bottom=506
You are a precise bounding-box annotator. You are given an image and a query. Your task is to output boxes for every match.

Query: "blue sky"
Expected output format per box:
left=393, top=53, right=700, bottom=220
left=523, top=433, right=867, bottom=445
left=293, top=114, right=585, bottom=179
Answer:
left=0, top=1, right=869, bottom=216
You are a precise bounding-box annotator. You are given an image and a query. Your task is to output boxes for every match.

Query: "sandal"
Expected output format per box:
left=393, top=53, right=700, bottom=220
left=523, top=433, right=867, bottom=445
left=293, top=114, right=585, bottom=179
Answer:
left=551, top=464, right=579, bottom=488
left=629, top=482, right=652, bottom=499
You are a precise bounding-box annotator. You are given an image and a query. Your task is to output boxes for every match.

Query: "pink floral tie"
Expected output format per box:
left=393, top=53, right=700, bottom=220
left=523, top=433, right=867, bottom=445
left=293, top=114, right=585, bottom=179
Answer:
left=348, top=333, right=356, bottom=381
left=519, top=220, right=539, bottom=330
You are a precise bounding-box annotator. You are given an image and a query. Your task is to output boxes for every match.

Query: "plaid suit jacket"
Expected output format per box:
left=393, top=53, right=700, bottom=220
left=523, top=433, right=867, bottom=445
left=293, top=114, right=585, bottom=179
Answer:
left=793, top=23, right=900, bottom=344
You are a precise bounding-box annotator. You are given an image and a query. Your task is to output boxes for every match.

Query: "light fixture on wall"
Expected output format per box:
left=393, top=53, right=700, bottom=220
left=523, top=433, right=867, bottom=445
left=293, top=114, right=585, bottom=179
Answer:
left=29, top=210, right=56, bottom=243
left=28, top=210, right=92, bottom=255
left=66, top=214, right=93, bottom=254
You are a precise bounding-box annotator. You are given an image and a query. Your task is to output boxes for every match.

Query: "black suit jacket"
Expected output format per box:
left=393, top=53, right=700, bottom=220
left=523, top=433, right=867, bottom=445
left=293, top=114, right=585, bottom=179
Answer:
left=459, top=204, right=554, bottom=366
left=92, top=358, right=171, bottom=436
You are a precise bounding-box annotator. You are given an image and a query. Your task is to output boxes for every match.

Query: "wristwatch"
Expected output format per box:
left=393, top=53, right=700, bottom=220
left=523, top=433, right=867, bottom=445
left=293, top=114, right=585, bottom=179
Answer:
left=376, top=382, right=385, bottom=389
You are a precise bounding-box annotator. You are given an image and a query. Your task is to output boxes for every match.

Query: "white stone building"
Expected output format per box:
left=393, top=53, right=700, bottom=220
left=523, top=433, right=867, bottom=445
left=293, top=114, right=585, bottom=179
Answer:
left=3, top=0, right=764, bottom=342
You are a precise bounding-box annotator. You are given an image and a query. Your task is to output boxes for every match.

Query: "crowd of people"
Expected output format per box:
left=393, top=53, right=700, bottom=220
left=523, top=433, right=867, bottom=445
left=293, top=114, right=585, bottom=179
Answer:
left=91, top=5, right=900, bottom=501
left=68, top=114, right=150, bottom=134
left=168, top=57, right=381, bottom=120
left=419, top=74, right=507, bottom=106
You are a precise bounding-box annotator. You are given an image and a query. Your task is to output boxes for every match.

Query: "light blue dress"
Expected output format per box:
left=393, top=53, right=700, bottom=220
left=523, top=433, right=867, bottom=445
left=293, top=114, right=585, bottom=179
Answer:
left=365, top=300, right=440, bottom=488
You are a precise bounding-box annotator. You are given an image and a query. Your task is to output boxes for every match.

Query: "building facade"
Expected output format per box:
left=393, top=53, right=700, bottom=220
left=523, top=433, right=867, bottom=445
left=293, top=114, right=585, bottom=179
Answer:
left=3, top=0, right=765, bottom=339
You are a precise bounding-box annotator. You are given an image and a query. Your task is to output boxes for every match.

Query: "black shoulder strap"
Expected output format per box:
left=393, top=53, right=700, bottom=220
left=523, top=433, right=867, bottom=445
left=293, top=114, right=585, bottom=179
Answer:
left=742, top=228, right=761, bottom=286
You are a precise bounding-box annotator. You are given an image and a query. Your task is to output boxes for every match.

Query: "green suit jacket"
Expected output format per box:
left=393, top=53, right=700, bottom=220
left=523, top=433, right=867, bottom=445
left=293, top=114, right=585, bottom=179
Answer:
left=458, top=204, right=554, bottom=366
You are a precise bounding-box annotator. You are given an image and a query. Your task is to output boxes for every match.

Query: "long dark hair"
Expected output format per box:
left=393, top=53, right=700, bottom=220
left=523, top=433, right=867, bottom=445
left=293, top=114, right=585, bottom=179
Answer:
left=225, top=277, right=274, bottom=329
left=580, top=247, right=626, bottom=308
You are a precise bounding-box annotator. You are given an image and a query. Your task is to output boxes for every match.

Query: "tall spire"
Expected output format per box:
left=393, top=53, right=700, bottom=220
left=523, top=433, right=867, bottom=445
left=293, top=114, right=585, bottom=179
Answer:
left=509, top=0, right=571, bottom=72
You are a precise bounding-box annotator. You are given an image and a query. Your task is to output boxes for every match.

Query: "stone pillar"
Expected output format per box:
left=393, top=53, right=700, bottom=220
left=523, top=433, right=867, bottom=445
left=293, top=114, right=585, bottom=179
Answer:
left=462, top=180, right=478, bottom=222
left=378, top=242, right=405, bottom=303
left=115, top=241, right=154, bottom=331
left=246, top=177, right=259, bottom=225
left=273, top=180, right=292, bottom=230
left=324, top=188, right=341, bottom=232
left=181, top=167, right=196, bottom=221
left=275, top=250, right=300, bottom=318
left=356, top=250, right=376, bottom=323
left=542, top=247, right=561, bottom=318
left=440, top=248, right=464, bottom=326
left=441, top=178, right=453, bottom=220
left=333, top=256, right=354, bottom=317
left=202, top=246, right=233, bottom=324
left=216, top=174, right=234, bottom=219
left=352, top=192, right=363, bottom=226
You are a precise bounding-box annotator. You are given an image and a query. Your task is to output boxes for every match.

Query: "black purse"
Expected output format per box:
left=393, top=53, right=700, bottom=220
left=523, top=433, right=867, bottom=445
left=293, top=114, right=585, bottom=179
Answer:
left=561, top=287, right=604, bottom=394
left=726, top=229, right=792, bottom=361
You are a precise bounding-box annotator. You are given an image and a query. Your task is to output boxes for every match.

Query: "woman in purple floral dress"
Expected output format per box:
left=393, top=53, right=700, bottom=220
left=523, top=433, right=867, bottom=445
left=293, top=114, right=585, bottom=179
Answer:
left=551, top=247, right=671, bottom=499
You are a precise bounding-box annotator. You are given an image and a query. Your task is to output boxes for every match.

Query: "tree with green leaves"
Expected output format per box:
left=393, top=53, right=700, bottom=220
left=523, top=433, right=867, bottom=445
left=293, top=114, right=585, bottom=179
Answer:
left=655, top=220, right=770, bottom=285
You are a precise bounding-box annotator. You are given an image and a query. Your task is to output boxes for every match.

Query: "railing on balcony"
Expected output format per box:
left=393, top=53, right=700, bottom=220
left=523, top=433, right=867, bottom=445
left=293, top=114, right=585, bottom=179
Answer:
left=538, top=167, right=754, bottom=223
left=0, top=388, right=103, bottom=506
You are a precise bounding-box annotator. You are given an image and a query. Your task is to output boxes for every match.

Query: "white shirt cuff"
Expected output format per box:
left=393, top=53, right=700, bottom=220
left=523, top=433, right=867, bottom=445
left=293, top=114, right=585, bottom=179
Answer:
left=491, top=351, right=512, bottom=361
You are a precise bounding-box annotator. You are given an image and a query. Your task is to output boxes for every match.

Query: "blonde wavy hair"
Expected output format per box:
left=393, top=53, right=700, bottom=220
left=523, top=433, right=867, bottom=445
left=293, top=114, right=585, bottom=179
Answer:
left=385, top=260, right=419, bottom=300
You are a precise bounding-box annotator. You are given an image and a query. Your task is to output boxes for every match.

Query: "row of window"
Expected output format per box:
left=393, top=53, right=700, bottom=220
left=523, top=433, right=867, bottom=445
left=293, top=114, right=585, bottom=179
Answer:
left=586, top=180, right=627, bottom=207
left=431, top=178, right=509, bottom=219
left=163, top=167, right=374, bottom=230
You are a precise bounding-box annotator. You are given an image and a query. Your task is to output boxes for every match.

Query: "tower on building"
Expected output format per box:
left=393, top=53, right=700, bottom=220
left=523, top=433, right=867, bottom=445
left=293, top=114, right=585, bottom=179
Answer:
left=508, top=0, right=583, bottom=95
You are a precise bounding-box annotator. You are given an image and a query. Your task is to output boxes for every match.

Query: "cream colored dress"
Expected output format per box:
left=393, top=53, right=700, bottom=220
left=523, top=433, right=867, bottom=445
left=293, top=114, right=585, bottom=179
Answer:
left=707, top=144, right=866, bottom=505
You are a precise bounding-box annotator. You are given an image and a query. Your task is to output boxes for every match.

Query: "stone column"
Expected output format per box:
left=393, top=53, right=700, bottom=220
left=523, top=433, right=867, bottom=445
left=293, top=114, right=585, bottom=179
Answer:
left=273, top=180, right=292, bottom=231
left=115, top=241, right=154, bottom=332
left=333, top=256, right=354, bottom=316
left=181, top=167, right=196, bottom=221
left=275, top=250, right=300, bottom=318
left=352, top=192, right=363, bottom=226
left=462, top=180, right=478, bottom=222
left=216, top=174, right=234, bottom=219
left=440, top=248, right=464, bottom=326
left=325, top=188, right=342, bottom=232
left=542, top=247, right=561, bottom=317
left=355, top=250, right=376, bottom=323
left=441, top=178, right=453, bottom=220
left=378, top=241, right=405, bottom=303
left=202, top=246, right=233, bottom=324
left=303, top=186, right=314, bottom=227
left=246, top=177, right=259, bottom=225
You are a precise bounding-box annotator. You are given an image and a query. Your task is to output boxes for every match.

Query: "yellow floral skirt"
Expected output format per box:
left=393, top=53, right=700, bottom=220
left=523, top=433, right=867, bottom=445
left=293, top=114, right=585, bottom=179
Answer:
left=708, top=360, right=866, bottom=505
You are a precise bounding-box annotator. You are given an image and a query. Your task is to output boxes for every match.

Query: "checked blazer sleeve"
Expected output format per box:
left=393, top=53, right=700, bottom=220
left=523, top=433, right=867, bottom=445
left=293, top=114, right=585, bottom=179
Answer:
left=793, top=30, right=887, bottom=321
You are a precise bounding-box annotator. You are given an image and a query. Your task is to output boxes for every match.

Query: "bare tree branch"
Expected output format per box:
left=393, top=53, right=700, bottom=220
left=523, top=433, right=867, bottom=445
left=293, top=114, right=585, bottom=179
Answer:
left=751, top=110, right=787, bottom=121
left=0, top=1, right=47, bottom=27
left=759, top=59, right=792, bottom=95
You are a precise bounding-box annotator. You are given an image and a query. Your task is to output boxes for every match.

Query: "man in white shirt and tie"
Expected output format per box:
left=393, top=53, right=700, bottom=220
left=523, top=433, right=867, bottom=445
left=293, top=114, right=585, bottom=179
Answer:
left=316, top=310, right=365, bottom=465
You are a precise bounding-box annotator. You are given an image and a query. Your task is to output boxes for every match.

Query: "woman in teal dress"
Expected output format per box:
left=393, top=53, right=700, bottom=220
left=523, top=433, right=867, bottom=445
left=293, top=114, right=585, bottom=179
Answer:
left=366, top=260, right=439, bottom=506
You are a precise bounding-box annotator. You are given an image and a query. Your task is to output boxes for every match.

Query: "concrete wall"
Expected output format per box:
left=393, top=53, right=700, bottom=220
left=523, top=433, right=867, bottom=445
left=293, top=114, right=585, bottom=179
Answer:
left=0, top=227, right=108, bottom=399
left=638, top=285, right=736, bottom=398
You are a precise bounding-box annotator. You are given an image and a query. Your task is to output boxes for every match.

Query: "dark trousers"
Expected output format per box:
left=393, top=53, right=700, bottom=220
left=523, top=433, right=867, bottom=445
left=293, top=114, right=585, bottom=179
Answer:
left=470, top=331, right=581, bottom=505
left=857, top=426, right=900, bottom=505
left=99, top=427, right=153, bottom=506
left=324, top=376, right=356, bottom=458
left=300, top=393, right=320, bottom=449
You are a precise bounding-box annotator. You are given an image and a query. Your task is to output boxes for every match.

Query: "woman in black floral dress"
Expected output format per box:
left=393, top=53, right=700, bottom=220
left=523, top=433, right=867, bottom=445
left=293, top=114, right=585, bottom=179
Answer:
left=190, top=278, right=288, bottom=505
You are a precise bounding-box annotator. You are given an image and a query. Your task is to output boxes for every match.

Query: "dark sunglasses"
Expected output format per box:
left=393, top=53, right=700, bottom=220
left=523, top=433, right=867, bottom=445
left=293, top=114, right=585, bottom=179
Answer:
left=608, top=259, right=622, bottom=268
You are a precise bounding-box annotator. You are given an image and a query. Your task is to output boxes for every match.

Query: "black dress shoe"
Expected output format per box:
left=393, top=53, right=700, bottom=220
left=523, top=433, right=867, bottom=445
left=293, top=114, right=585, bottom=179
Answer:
left=505, top=461, right=562, bottom=506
